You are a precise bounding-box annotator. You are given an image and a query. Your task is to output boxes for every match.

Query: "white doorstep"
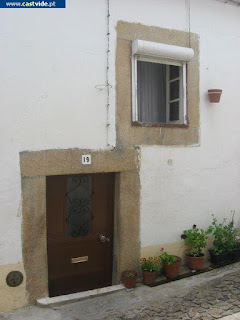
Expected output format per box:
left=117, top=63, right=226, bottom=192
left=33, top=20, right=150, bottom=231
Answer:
left=36, top=284, right=125, bottom=307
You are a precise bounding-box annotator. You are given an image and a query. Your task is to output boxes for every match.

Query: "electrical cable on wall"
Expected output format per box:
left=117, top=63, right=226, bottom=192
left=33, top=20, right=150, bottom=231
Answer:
left=186, top=0, right=191, bottom=48
left=106, top=0, right=111, bottom=147
left=95, top=0, right=112, bottom=148
left=223, top=0, right=240, bottom=6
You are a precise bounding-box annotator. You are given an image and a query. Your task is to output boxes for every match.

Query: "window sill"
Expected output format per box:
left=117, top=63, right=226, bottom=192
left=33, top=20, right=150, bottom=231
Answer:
left=132, top=121, right=189, bottom=128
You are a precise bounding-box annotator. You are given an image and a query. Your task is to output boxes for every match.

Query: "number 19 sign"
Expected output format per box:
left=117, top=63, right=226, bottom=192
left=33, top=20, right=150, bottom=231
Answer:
left=82, top=155, right=91, bottom=165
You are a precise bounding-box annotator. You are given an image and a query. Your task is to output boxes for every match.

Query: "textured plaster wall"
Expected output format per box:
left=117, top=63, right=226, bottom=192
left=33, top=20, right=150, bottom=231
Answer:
left=1, top=0, right=240, bottom=311
left=107, top=0, right=240, bottom=252
left=0, top=0, right=114, bottom=268
left=132, top=1, right=240, bottom=250
left=0, top=263, right=26, bottom=311
left=0, top=0, right=116, bottom=310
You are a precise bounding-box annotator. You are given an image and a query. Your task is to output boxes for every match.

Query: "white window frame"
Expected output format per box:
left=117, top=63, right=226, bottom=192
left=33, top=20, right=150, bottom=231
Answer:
left=132, top=55, right=187, bottom=125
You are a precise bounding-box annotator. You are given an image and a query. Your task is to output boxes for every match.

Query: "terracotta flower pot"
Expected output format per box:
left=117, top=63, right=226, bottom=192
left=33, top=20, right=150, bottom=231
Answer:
left=142, top=271, right=157, bottom=285
left=186, top=254, right=204, bottom=270
left=122, top=270, right=138, bottom=289
left=163, top=256, right=182, bottom=279
left=208, top=89, right=222, bottom=103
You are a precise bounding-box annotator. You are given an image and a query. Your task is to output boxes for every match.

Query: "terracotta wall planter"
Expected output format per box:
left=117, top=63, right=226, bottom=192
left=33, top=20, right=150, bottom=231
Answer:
left=163, top=256, right=182, bottom=279
left=142, top=271, right=157, bottom=285
left=186, top=254, right=204, bottom=270
left=208, top=89, right=222, bottom=103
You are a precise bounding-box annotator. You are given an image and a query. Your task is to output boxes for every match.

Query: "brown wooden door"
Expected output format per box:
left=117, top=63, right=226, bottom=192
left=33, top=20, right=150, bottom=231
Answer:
left=46, top=173, right=114, bottom=297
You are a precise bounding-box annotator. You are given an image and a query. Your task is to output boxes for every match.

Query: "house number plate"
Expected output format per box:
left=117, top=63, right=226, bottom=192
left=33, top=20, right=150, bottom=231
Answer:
left=71, top=256, right=88, bottom=264
left=82, top=155, right=91, bottom=165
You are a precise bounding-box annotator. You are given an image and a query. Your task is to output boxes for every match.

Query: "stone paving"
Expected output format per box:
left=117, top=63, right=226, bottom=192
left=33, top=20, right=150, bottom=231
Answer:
left=102, top=270, right=240, bottom=320
left=2, top=262, right=240, bottom=320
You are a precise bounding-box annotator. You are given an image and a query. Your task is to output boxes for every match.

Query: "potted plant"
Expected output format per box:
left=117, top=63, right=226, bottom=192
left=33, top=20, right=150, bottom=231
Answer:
left=159, top=248, right=182, bottom=279
left=122, top=270, right=138, bottom=289
left=140, top=256, right=161, bottom=285
left=181, top=224, right=208, bottom=270
left=231, top=233, right=240, bottom=261
left=231, top=243, right=240, bottom=261
left=207, top=214, right=236, bottom=264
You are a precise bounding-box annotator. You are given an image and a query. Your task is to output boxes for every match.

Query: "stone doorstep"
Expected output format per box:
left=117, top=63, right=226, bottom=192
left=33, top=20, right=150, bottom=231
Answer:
left=36, top=284, right=125, bottom=308
left=220, top=312, right=240, bottom=320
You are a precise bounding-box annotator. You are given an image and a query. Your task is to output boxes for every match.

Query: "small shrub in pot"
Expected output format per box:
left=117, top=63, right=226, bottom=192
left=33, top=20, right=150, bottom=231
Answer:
left=181, top=224, right=208, bottom=270
left=159, top=248, right=181, bottom=279
left=122, top=270, right=138, bottom=289
left=207, top=213, right=239, bottom=264
left=140, top=256, right=161, bottom=285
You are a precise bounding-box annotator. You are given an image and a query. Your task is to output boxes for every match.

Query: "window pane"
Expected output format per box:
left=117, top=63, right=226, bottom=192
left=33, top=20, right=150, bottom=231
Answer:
left=169, top=101, right=180, bottom=121
left=170, top=80, right=179, bottom=101
left=137, top=61, right=166, bottom=123
left=66, top=175, right=92, bottom=237
left=170, top=65, right=179, bottom=80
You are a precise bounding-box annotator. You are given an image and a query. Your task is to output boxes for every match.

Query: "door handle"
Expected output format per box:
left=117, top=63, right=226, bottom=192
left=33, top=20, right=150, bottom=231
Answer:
left=99, top=234, right=110, bottom=243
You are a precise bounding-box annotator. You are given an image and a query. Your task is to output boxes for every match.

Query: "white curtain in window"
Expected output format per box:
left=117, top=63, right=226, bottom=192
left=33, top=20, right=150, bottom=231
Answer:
left=137, top=61, right=166, bottom=123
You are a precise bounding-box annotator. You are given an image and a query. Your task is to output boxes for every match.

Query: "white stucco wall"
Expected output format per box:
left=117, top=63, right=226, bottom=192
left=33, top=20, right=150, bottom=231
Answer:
left=108, top=0, right=240, bottom=247
left=0, top=0, right=115, bottom=265
left=1, top=0, right=240, bottom=265
left=135, top=0, right=240, bottom=247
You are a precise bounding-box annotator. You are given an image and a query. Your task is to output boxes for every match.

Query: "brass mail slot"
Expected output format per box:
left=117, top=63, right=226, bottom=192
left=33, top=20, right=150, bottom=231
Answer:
left=71, top=256, right=88, bottom=264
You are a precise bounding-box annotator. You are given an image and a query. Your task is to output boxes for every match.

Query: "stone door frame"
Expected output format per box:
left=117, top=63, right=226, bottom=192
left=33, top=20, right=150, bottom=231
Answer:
left=20, top=148, right=140, bottom=303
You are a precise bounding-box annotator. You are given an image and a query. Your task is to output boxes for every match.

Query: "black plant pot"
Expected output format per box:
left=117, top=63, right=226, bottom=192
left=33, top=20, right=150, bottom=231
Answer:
left=231, top=248, right=240, bottom=261
left=209, top=250, right=232, bottom=265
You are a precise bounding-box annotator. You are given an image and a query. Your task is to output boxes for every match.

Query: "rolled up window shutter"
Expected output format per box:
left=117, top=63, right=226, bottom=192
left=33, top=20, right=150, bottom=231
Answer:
left=132, top=40, right=194, bottom=62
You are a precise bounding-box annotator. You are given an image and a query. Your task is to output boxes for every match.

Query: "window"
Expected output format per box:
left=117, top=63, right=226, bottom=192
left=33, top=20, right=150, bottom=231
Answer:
left=132, top=40, right=194, bottom=125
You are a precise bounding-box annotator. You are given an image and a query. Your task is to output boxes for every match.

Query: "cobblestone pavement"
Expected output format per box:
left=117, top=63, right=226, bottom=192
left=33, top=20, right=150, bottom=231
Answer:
left=2, top=263, right=240, bottom=320
left=102, top=271, right=240, bottom=320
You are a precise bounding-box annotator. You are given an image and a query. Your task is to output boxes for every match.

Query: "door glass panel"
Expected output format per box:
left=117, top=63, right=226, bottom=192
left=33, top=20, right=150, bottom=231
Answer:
left=66, top=175, right=92, bottom=237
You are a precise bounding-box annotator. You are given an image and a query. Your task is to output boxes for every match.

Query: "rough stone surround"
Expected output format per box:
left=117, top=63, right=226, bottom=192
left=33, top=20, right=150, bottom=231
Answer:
left=116, top=21, right=200, bottom=147
left=20, top=148, right=140, bottom=304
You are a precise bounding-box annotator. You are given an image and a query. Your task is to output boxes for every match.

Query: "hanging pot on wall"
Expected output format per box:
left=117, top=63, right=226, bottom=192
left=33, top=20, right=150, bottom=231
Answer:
left=208, top=89, right=222, bottom=103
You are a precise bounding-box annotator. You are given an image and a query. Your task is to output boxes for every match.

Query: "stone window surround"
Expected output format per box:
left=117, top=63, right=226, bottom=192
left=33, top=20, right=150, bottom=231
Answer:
left=116, top=21, right=200, bottom=147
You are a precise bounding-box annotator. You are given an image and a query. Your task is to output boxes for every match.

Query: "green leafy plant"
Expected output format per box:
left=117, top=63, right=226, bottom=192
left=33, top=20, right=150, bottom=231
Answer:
left=181, top=225, right=208, bottom=257
left=159, top=248, right=178, bottom=264
left=235, top=235, right=240, bottom=248
left=140, top=256, right=161, bottom=272
left=124, top=272, right=136, bottom=278
left=207, top=214, right=236, bottom=254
